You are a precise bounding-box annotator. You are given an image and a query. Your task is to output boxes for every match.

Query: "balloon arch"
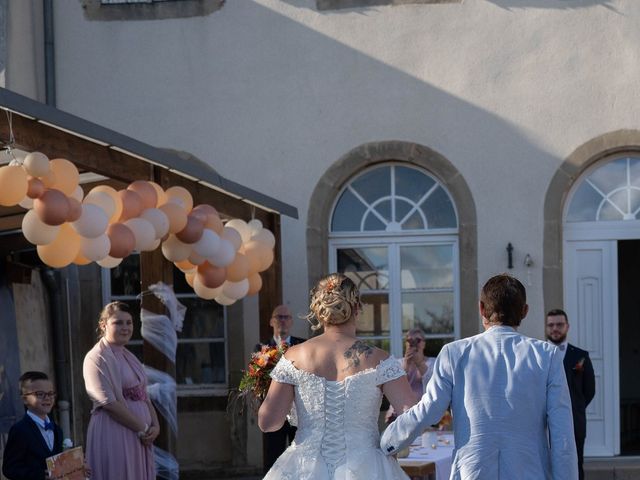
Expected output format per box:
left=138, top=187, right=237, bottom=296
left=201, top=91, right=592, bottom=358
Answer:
left=0, top=152, right=275, bottom=305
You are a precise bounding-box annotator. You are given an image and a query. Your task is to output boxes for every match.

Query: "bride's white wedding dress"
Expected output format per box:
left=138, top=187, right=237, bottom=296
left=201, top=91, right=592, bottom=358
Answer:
left=263, top=356, right=410, bottom=480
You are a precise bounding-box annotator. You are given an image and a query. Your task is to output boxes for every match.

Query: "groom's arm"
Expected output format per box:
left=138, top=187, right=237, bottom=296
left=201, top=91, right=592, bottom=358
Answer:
left=380, top=345, right=453, bottom=455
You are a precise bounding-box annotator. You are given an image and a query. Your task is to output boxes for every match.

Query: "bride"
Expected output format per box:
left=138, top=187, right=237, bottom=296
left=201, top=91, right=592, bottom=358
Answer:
left=258, top=273, right=417, bottom=479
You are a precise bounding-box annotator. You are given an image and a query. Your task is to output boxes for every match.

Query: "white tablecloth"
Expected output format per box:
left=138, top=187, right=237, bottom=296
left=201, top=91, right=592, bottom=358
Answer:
left=406, top=432, right=454, bottom=480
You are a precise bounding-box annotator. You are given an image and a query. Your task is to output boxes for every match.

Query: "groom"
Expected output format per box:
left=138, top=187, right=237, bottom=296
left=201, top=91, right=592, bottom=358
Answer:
left=381, top=274, right=578, bottom=479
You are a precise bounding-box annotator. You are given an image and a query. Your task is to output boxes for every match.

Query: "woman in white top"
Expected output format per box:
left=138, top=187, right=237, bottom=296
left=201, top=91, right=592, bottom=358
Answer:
left=259, top=273, right=417, bottom=479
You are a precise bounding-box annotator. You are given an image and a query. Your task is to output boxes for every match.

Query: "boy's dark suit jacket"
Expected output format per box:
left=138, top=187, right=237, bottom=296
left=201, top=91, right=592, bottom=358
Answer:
left=563, top=344, right=596, bottom=440
left=2, top=414, right=63, bottom=480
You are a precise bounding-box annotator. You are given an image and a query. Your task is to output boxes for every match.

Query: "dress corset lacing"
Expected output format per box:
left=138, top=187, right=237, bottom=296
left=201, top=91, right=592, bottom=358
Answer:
left=322, top=380, right=346, bottom=476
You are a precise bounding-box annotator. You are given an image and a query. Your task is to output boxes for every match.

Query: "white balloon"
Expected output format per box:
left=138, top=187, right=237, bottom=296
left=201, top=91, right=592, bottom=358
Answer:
left=222, top=278, right=250, bottom=300
left=252, top=228, right=276, bottom=249
left=22, top=209, right=60, bottom=245
left=140, top=208, right=170, bottom=239
left=207, top=238, right=235, bottom=267
left=81, top=234, right=111, bottom=261
left=71, top=185, right=84, bottom=202
left=83, top=191, right=116, bottom=221
left=225, top=219, right=251, bottom=243
left=125, top=218, right=157, bottom=251
left=72, top=203, right=109, bottom=238
left=97, top=255, right=123, bottom=268
left=215, top=293, right=236, bottom=306
left=19, top=196, right=34, bottom=209
left=23, top=151, right=50, bottom=177
left=193, top=228, right=221, bottom=258
left=161, top=234, right=191, bottom=262
left=193, top=274, right=223, bottom=300
left=221, top=226, right=242, bottom=251
left=247, top=219, right=263, bottom=237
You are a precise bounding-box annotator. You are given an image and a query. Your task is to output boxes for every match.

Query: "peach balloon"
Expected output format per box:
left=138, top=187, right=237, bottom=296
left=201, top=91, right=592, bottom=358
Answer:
left=247, top=272, right=263, bottom=296
left=161, top=234, right=191, bottom=262
left=73, top=252, right=92, bottom=266
left=66, top=197, right=83, bottom=222
left=22, top=209, right=60, bottom=245
left=118, top=189, right=144, bottom=222
left=185, top=272, right=195, bottom=288
left=165, top=186, right=193, bottom=211
left=128, top=180, right=158, bottom=210
left=193, top=275, right=223, bottom=300
left=91, top=185, right=123, bottom=222
left=36, top=223, right=81, bottom=268
left=222, top=279, right=250, bottom=300
left=242, top=240, right=270, bottom=273
left=0, top=165, right=29, bottom=206
left=206, top=213, right=224, bottom=234
left=72, top=203, right=109, bottom=238
left=39, top=169, right=57, bottom=188
left=258, top=248, right=275, bottom=273
left=124, top=218, right=157, bottom=251
left=97, top=255, right=123, bottom=269
left=175, top=259, right=197, bottom=273
left=253, top=228, right=276, bottom=249
left=176, top=214, right=204, bottom=244
left=107, top=223, right=135, bottom=258
left=214, top=293, right=236, bottom=306
left=50, top=158, right=79, bottom=196
left=23, top=152, right=50, bottom=177
left=159, top=202, right=188, bottom=234
left=197, top=262, right=227, bottom=289
left=19, top=196, right=34, bottom=209
left=226, top=253, right=249, bottom=282
left=34, top=189, right=70, bottom=226
left=148, top=181, right=168, bottom=206
left=84, top=190, right=116, bottom=222
left=26, top=177, right=45, bottom=199
left=71, top=185, right=84, bottom=202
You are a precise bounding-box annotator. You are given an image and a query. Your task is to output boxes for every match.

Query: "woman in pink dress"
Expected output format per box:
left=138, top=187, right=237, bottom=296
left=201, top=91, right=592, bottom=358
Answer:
left=83, top=301, right=159, bottom=480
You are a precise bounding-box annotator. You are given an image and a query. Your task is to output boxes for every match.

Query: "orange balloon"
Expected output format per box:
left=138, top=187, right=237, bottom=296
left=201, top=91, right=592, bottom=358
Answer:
left=174, top=259, right=197, bottom=273
left=118, top=189, right=144, bottom=221
left=66, top=197, right=83, bottom=222
left=242, top=240, right=269, bottom=273
left=73, top=252, right=92, bottom=266
left=247, top=272, right=263, bottom=295
left=175, top=214, right=204, bottom=244
left=27, top=177, right=45, bottom=199
left=37, top=223, right=81, bottom=268
left=0, top=165, right=29, bottom=206
left=91, top=185, right=123, bottom=223
left=159, top=202, right=188, bottom=234
left=50, top=158, right=79, bottom=196
left=148, top=181, right=168, bottom=206
left=107, top=223, right=135, bottom=258
left=197, top=262, right=227, bottom=289
left=165, top=186, right=193, bottom=211
left=128, top=180, right=158, bottom=210
left=39, top=169, right=57, bottom=188
left=226, top=252, right=249, bottom=282
left=185, top=272, right=195, bottom=288
left=34, top=189, right=70, bottom=226
left=258, top=248, right=275, bottom=272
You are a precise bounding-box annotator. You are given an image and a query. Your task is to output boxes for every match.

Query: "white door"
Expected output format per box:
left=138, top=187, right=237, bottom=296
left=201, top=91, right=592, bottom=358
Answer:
left=564, top=240, right=620, bottom=456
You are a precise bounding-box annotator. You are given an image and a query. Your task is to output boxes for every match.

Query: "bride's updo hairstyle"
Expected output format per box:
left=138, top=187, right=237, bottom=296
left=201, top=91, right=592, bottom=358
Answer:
left=306, top=273, right=362, bottom=331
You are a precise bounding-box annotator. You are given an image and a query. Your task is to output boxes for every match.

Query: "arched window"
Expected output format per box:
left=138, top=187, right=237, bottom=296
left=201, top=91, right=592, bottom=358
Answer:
left=567, top=156, right=640, bottom=222
left=329, top=164, right=459, bottom=357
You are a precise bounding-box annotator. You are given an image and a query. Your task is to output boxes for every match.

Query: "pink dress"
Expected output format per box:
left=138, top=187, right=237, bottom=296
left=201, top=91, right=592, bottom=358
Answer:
left=84, top=343, right=155, bottom=480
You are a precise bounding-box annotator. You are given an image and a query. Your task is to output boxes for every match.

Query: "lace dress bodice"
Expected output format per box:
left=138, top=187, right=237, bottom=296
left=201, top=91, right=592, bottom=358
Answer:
left=264, top=356, right=409, bottom=480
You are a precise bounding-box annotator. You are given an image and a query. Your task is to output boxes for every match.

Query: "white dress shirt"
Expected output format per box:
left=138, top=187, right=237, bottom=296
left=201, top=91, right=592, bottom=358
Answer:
left=26, top=410, right=54, bottom=450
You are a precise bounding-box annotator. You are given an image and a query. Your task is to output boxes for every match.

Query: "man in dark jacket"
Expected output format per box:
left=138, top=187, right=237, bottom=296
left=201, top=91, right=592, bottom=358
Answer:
left=546, top=309, right=596, bottom=480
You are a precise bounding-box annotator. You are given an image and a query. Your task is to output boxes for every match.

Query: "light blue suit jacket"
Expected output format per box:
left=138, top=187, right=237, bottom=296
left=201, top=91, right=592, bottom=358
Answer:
left=381, top=326, right=578, bottom=480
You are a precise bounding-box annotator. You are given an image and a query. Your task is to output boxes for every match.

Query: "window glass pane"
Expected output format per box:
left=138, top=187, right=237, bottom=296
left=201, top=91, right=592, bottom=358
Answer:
left=332, top=189, right=367, bottom=232
left=176, top=342, right=225, bottom=384
left=395, top=166, right=436, bottom=204
left=376, top=199, right=392, bottom=224
left=420, top=338, right=452, bottom=358
left=358, top=292, right=389, bottom=337
left=395, top=199, right=413, bottom=223
left=567, top=182, right=601, bottom=222
left=400, top=245, right=453, bottom=289
left=337, top=247, right=389, bottom=291
left=173, top=267, right=194, bottom=294
left=110, top=255, right=141, bottom=296
left=599, top=200, right=624, bottom=221
left=401, top=210, right=425, bottom=230
left=588, top=158, right=627, bottom=193
left=363, top=212, right=387, bottom=231
left=630, top=159, right=640, bottom=188
left=179, top=298, right=224, bottom=338
left=422, top=186, right=457, bottom=228
left=401, top=291, right=454, bottom=335
left=351, top=167, right=390, bottom=205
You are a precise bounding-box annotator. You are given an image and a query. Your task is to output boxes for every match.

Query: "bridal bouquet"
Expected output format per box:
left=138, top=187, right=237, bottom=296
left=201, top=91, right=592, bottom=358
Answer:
left=238, top=343, right=289, bottom=405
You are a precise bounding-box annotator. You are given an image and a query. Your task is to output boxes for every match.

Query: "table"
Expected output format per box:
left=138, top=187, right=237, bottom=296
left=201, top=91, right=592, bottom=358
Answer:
left=398, top=433, right=454, bottom=480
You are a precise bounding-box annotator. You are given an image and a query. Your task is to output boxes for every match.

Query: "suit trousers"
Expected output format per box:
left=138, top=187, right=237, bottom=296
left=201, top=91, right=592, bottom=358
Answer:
left=263, top=421, right=296, bottom=472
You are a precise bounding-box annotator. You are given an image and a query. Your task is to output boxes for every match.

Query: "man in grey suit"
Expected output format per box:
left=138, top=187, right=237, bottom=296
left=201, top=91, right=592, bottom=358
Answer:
left=381, top=274, right=578, bottom=479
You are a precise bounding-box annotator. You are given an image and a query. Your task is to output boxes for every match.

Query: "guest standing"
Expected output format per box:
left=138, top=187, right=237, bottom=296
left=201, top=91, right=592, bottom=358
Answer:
left=83, top=301, right=158, bottom=480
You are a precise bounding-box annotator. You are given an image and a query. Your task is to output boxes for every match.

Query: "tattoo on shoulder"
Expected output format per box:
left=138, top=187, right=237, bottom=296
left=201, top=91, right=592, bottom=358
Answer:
left=342, top=340, right=373, bottom=370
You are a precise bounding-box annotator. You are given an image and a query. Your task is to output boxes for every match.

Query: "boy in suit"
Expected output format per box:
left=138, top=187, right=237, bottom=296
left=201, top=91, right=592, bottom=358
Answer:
left=2, top=371, right=63, bottom=480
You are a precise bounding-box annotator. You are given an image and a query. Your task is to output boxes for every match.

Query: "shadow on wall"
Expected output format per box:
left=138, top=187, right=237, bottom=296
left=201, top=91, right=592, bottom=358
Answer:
left=278, top=0, right=619, bottom=12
